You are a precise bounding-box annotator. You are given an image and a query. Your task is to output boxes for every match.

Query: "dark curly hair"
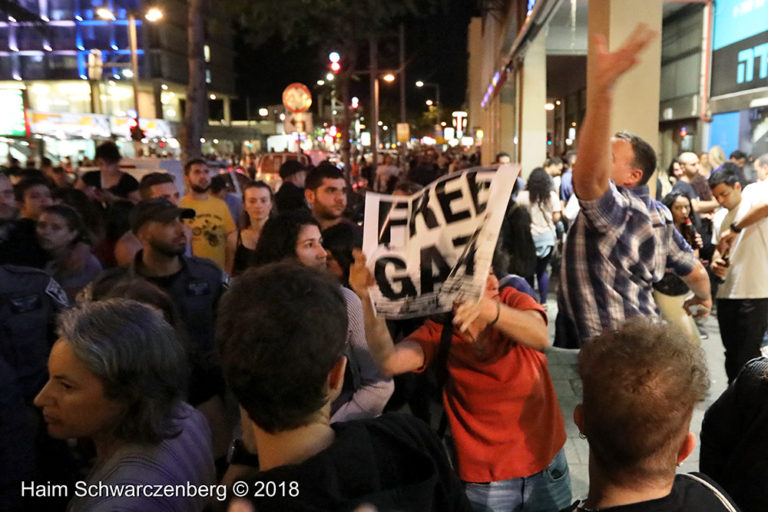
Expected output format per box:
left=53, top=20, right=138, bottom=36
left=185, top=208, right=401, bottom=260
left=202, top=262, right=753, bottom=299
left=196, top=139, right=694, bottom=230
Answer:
left=526, top=167, right=554, bottom=206
left=217, top=263, right=347, bottom=433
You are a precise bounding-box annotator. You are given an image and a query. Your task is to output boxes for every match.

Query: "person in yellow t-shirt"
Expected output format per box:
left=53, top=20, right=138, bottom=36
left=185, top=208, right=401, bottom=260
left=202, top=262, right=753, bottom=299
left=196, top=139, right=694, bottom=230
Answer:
left=179, top=159, right=236, bottom=270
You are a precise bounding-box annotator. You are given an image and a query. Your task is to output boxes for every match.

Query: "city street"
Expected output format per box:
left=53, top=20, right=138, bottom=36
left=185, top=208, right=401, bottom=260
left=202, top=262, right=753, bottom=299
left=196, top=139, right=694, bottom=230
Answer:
left=545, top=293, right=729, bottom=500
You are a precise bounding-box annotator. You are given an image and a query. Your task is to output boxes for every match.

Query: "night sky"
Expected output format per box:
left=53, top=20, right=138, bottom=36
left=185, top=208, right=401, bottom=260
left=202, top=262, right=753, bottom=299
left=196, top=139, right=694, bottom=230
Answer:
left=231, top=1, right=479, bottom=123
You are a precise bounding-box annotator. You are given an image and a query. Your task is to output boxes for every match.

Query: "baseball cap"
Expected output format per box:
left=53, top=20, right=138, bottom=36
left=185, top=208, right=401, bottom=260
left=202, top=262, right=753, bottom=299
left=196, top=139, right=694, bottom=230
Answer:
left=278, top=159, right=307, bottom=179
left=130, top=198, right=195, bottom=234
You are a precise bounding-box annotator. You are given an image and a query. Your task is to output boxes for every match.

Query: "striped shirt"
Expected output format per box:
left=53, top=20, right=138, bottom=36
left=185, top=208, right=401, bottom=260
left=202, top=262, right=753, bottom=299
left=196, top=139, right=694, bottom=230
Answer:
left=559, top=182, right=697, bottom=343
left=68, top=403, right=216, bottom=512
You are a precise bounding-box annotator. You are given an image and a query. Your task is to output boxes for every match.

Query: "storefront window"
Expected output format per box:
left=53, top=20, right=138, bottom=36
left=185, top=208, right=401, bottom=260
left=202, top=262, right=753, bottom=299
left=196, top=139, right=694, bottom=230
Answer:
left=102, top=82, right=133, bottom=116
left=28, top=81, right=91, bottom=113
left=161, top=90, right=181, bottom=122
left=710, top=107, right=768, bottom=158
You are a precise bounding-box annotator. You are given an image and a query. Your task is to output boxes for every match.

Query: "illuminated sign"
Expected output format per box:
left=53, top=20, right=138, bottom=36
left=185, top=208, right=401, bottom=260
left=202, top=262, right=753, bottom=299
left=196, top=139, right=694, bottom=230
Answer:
left=713, top=0, right=768, bottom=51
left=711, top=0, right=768, bottom=97
left=0, top=90, right=26, bottom=137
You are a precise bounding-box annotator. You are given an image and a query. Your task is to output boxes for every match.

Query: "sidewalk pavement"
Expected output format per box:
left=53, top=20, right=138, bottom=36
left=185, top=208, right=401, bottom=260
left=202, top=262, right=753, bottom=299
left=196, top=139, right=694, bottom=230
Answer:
left=544, top=294, right=728, bottom=500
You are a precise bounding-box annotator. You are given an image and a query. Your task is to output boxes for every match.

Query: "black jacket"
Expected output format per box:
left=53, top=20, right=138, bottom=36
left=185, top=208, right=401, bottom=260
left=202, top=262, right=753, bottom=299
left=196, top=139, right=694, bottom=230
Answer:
left=237, top=414, right=472, bottom=512
left=275, top=182, right=309, bottom=214
left=701, top=357, right=768, bottom=512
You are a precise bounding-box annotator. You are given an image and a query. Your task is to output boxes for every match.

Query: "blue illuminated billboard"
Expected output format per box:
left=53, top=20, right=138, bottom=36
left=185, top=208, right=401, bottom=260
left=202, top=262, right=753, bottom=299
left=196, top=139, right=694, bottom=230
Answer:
left=711, top=0, right=768, bottom=97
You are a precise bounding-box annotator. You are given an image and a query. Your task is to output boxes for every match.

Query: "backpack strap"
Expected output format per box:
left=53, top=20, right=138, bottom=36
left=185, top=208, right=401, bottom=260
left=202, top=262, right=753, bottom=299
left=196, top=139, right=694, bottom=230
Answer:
left=681, top=473, right=739, bottom=512
left=433, top=315, right=454, bottom=439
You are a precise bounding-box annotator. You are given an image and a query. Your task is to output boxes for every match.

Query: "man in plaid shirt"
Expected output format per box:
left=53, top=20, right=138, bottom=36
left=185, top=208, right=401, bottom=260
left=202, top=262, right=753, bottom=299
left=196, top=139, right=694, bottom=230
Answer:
left=555, top=25, right=712, bottom=348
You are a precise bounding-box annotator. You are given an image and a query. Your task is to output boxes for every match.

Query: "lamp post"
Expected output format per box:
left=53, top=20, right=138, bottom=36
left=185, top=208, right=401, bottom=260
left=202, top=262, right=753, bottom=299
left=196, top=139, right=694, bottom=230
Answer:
left=127, top=12, right=140, bottom=121
left=415, top=80, right=441, bottom=125
left=98, top=7, right=163, bottom=129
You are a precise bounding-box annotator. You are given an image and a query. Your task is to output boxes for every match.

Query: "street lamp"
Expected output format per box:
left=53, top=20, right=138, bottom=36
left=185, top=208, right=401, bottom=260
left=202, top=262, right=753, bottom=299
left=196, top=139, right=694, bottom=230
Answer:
left=372, top=71, right=398, bottom=163
left=415, top=80, right=441, bottom=124
left=425, top=99, right=433, bottom=106
left=97, top=7, right=163, bottom=137
left=145, top=8, right=163, bottom=22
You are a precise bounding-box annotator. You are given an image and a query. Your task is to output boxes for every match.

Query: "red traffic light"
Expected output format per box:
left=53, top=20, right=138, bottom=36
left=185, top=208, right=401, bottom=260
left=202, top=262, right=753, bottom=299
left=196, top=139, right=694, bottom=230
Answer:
left=330, top=61, right=341, bottom=73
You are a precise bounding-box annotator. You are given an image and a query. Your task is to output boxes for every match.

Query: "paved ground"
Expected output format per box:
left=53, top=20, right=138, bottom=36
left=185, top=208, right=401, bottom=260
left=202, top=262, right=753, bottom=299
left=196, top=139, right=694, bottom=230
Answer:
left=544, top=292, right=728, bottom=500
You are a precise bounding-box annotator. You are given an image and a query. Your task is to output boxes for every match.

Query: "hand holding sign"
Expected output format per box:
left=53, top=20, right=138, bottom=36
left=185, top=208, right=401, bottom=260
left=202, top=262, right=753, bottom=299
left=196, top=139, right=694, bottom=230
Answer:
left=453, top=297, right=497, bottom=339
left=349, top=249, right=375, bottom=300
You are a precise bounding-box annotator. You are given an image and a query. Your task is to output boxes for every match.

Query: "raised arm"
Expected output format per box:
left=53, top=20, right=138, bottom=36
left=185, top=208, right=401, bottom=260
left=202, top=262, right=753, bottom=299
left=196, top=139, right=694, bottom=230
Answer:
left=573, top=25, right=657, bottom=201
left=330, top=289, right=394, bottom=422
left=349, top=250, right=425, bottom=377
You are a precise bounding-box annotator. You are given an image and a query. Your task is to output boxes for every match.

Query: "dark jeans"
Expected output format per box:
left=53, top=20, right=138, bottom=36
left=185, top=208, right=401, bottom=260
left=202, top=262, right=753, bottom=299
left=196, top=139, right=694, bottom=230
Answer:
left=717, top=298, right=768, bottom=383
left=527, top=250, right=553, bottom=305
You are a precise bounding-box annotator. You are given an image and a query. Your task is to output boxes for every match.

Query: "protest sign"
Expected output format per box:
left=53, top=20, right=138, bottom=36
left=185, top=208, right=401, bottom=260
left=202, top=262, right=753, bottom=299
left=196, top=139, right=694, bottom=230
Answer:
left=362, top=164, right=519, bottom=318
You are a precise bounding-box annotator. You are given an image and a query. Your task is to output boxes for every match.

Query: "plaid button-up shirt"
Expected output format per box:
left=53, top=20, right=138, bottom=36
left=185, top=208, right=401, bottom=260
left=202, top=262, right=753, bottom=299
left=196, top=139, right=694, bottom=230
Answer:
left=559, top=182, right=697, bottom=343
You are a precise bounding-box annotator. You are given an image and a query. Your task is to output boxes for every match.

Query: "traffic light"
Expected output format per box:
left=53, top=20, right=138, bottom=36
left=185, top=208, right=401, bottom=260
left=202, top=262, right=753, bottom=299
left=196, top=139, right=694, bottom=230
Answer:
left=351, top=96, right=359, bottom=110
left=329, top=51, right=341, bottom=74
left=129, top=118, right=144, bottom=141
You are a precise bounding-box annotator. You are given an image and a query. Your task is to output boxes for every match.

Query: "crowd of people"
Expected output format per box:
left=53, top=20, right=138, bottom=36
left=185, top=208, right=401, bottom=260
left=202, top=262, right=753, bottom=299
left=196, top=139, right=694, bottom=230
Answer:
left=2, top=23, right=768, bottom=512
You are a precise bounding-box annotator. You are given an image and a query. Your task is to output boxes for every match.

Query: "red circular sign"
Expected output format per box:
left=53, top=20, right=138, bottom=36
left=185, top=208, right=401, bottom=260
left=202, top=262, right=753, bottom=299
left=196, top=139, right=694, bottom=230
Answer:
left=282, top=83, right=312, bottom=114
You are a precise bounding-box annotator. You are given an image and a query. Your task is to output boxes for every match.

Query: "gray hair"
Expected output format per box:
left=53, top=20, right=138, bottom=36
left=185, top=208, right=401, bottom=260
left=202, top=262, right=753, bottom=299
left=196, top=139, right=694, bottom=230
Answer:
left=58, top=299, right=188, bottom=444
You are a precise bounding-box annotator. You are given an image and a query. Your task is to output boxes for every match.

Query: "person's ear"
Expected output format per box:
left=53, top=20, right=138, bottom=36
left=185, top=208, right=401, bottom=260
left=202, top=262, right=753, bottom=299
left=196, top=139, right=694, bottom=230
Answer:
left=135, top=225, right=150, bottom=244
left=677, top=431, right=696, bottom=465
left=630, top=168, right=644, bottom=186
left=326, top=356, right=347, bottom=403
left=304, top=188, right=315, bottom=204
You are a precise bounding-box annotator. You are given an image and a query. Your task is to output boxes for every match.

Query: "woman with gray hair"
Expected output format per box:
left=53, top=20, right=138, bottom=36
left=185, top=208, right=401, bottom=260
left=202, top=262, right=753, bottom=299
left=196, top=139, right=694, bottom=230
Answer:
left=34, top=299, right=216, bottom=511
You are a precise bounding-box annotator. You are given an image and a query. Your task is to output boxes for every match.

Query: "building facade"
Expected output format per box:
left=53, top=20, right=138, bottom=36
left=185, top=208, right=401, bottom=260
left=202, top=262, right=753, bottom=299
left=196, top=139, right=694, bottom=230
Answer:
left=0, top=0, right=240, bottom=163
left=468, top=0, right=764, bottom=176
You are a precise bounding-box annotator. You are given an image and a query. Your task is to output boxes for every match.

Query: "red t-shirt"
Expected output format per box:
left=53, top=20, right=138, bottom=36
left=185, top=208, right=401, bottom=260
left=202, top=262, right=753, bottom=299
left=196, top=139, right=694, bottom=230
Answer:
left=408, top=287, right=566, bottom=483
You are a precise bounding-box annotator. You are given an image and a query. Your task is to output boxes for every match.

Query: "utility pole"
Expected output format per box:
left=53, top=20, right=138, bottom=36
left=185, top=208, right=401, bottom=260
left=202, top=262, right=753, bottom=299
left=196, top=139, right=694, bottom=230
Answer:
left=370, top=36, right=379, bottom=170
left=398, top=23, right=406, bottom=166
left=399, top=23, right=406, bottom=124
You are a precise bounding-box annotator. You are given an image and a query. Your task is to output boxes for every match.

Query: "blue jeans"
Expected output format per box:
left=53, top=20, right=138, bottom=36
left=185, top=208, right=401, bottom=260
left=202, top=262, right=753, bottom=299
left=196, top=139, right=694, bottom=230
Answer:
left=464, top=449, right=571, bottom=512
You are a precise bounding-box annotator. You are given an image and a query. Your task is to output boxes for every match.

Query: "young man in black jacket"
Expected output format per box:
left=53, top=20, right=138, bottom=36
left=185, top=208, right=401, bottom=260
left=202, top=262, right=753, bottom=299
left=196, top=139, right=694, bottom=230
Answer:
left=217, top=263, right=471, bottom=512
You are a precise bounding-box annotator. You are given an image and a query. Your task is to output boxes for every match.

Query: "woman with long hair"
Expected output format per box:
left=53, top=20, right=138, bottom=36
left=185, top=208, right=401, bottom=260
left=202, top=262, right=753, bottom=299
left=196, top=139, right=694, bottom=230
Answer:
left=253, top=211, right=393, bottom=423
left=653, top=192, right=704, bottom=344
left=225, top=180, right=273, bottom=275
left=36, top=204, right=102, bottom=300
left=516, top=167, right=561, bottom=305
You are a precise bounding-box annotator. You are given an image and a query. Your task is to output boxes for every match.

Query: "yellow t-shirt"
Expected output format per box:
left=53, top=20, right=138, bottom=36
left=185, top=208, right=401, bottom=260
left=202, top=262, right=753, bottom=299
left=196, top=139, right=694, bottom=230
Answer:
left=179, top=195, right=235, bottom=269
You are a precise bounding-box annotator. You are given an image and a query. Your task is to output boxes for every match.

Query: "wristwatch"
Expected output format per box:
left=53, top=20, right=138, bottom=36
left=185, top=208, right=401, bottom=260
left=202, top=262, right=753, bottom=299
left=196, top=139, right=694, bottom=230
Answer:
left=227, top=438, right=260, bottom=467
left=730, top=221, right=743, bottom=233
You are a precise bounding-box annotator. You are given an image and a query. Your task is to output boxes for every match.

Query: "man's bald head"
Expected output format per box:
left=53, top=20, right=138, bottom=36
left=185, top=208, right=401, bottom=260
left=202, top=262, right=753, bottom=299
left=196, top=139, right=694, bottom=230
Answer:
left=678, top=152, right=700, bottom=179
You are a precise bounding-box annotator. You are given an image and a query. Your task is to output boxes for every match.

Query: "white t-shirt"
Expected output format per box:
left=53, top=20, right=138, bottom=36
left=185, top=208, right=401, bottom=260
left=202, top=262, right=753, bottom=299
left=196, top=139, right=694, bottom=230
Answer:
left=713, top=180, right=768, bottom=299
left=516, top=190, right=561, bottom=236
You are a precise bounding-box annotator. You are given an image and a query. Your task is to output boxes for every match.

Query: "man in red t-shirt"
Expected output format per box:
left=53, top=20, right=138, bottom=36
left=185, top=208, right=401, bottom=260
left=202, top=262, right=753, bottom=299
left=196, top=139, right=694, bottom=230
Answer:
left=350, top=250, right=570, bottom=512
